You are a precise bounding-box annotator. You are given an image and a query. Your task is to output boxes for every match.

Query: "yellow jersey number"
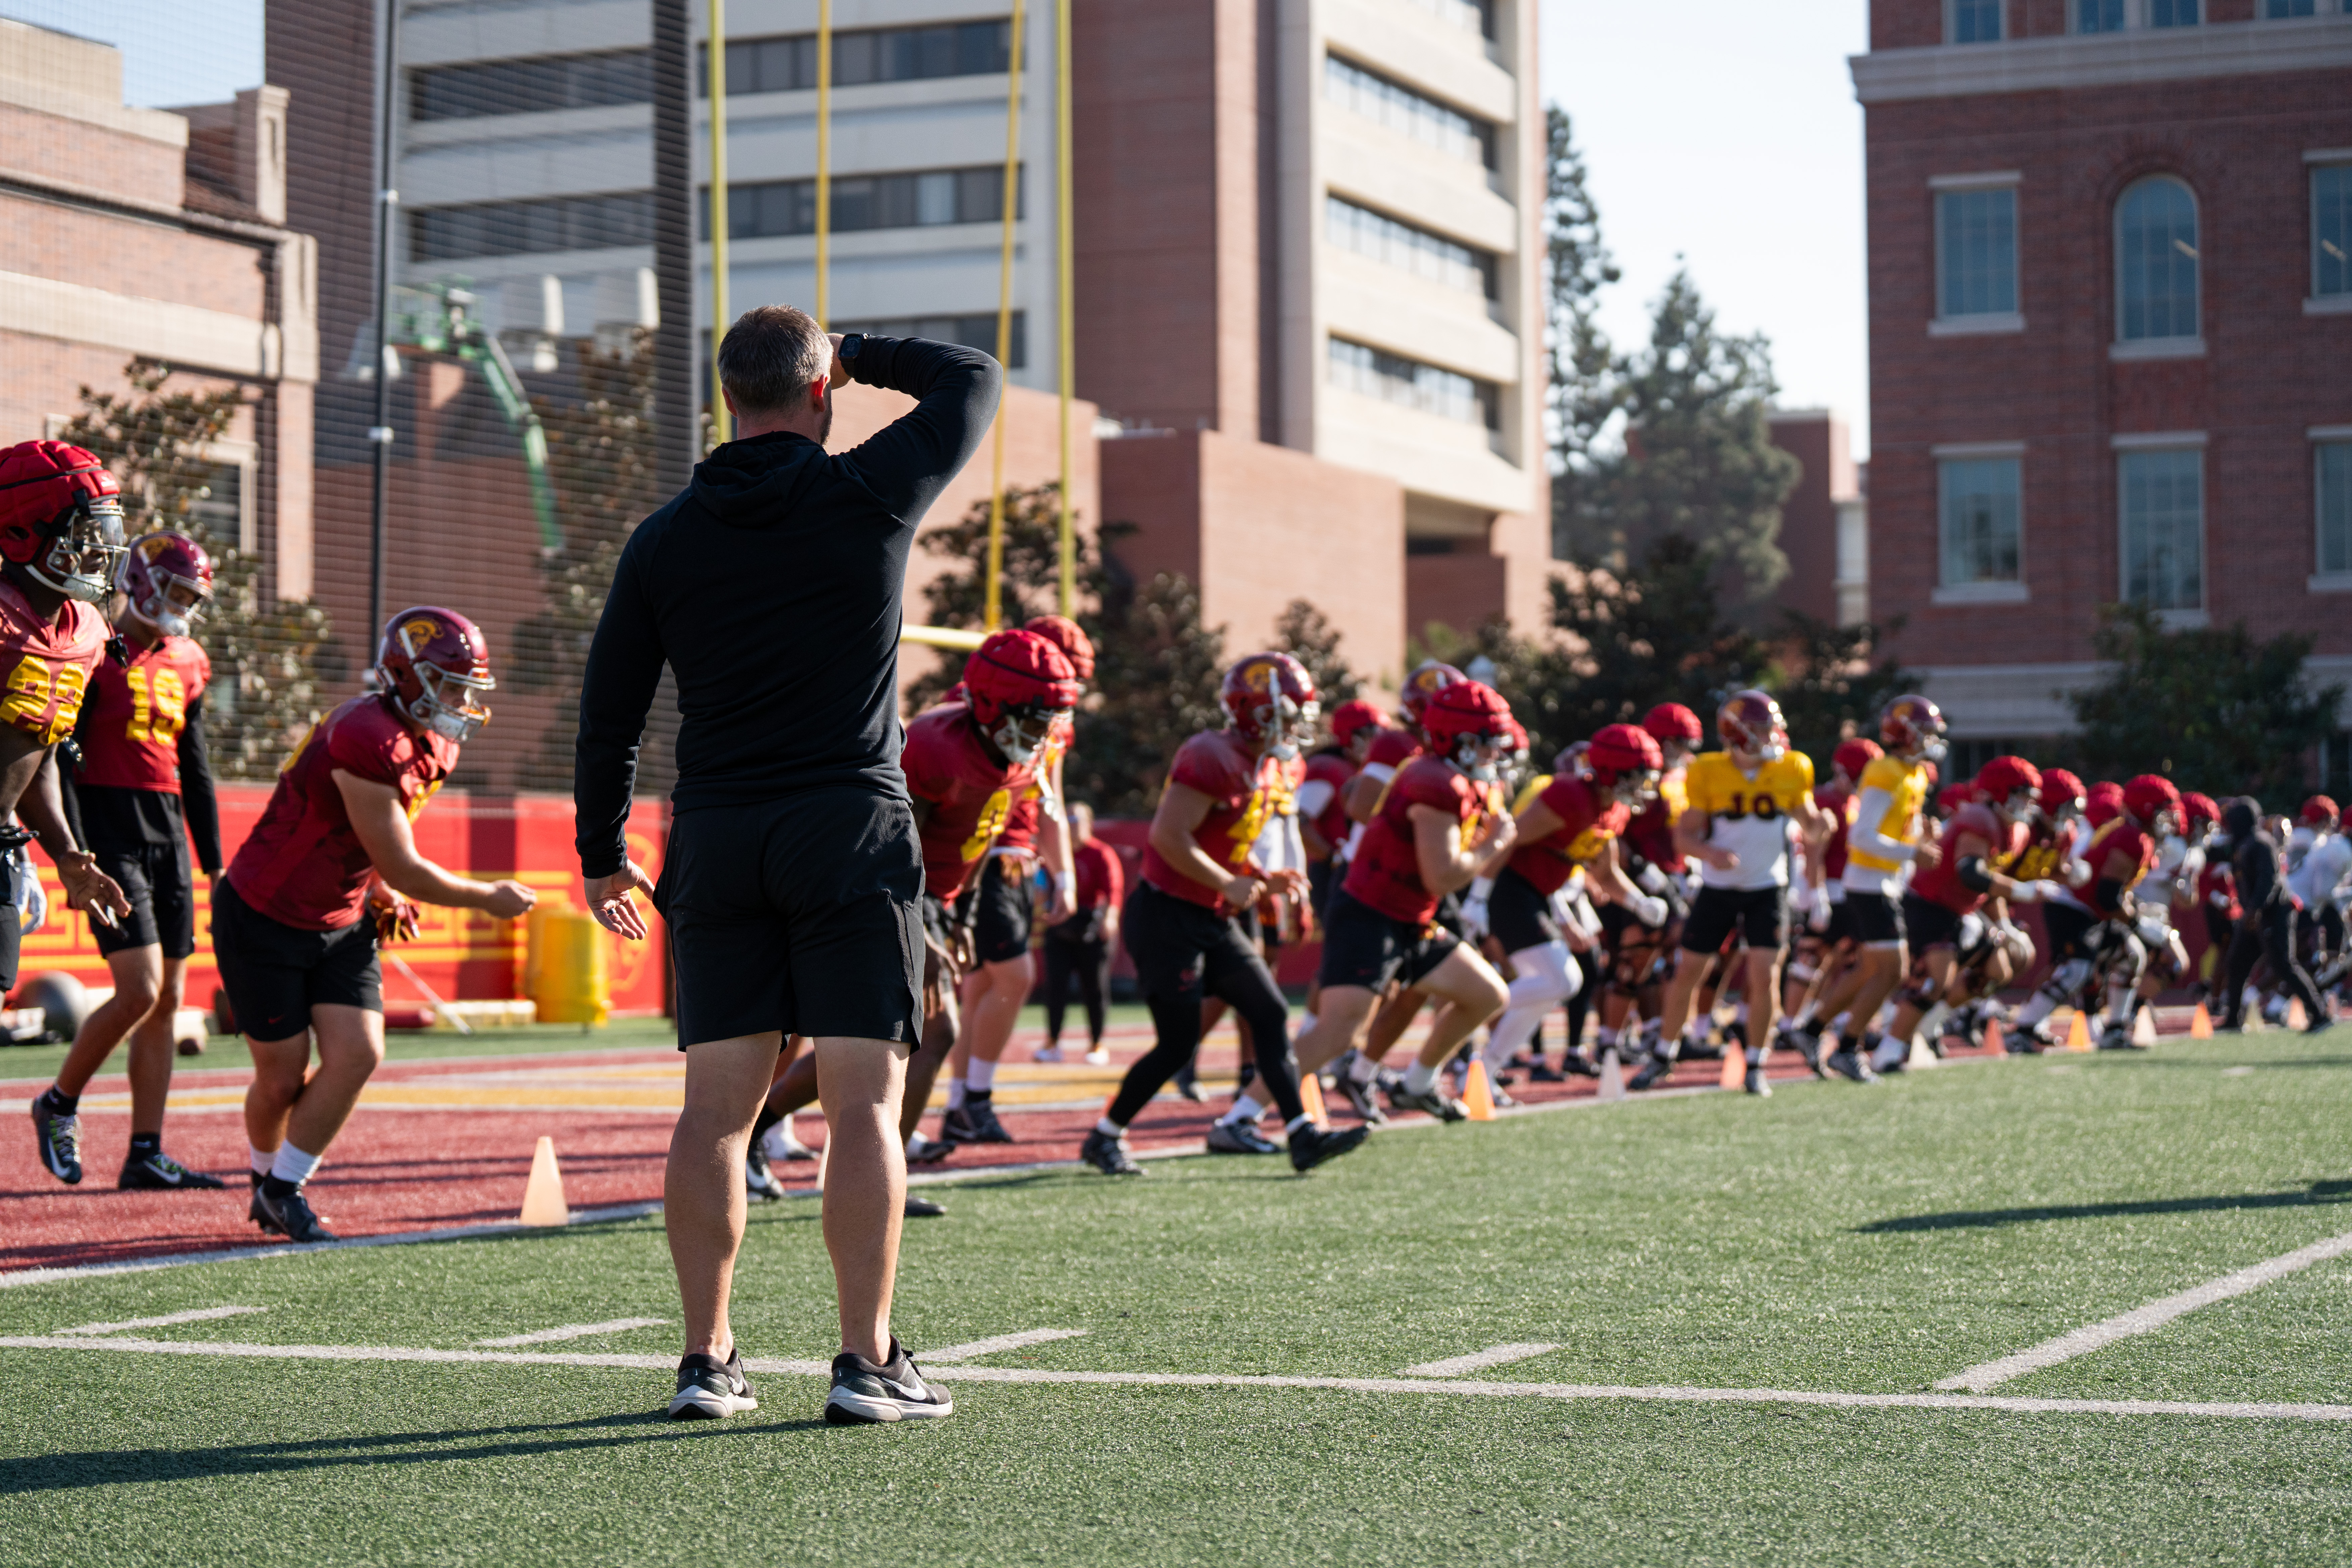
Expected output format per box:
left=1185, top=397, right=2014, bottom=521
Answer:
left=960, top=788, right=1012, bottom=863
left=0, top=655, right=89, bottom=744
left=123, top=665, right=188, bottom=746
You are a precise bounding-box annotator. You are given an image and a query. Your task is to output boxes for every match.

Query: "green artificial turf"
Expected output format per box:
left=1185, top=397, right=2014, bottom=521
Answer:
left=6, top=1026, right=2352, bottom=1565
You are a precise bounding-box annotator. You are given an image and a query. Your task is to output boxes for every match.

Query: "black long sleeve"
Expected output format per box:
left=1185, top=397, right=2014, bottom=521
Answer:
left=176, top=692, right=222, bottom=874
left=2235, top=835, right=2282, bottom=909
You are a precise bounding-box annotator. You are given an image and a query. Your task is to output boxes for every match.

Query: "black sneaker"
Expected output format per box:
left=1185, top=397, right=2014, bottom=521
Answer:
left=1205, top=1118, right=1279, bottom=1155
left=1287, top=1122, right=1370, bottom=1172
left=118, top=1150, right=227, bottom=1190
left=1333, top=1072, right=1389, bottom=1126
left=248, top=1172, right=283, bottom=1235
left=2012, top=1024, right=2053, bottom=1055
left=959, top=1099, right=1014, bottom=1144
left=904, top=1194, right=947, bottom=1217
left=1172, top=1066, right=1207, bottom=1103
left=1784, top=1023, right=1826, bottom=1078
left=30, top=1094, right=81, bottom=1185
left=2097, top=1024, right=2146, bottom=1052
left=905, top=1133, right=956, bottom=1166
left=1627, top=1053, right=1675, bottom=1092
left=1526, top=1060, right=1567, bottom=1083
left=744, top=1142, right=785, bottom=1201
left=940, top=1106, right=983, bottom=1144
left=1744, top=1064, right=1771, bottom=1097
left=1081, top=1128, right=1143, bottom=1176
left=1826, top=1048, right=1878, bottom=1085
left=824, top=1340, right=953, bottom=1424
left=667, top=1347, right=758, bottom=1420
left=1386, top=1083, right=1468, bottom=1122
left=254, top=1184, right=337, bottom=1243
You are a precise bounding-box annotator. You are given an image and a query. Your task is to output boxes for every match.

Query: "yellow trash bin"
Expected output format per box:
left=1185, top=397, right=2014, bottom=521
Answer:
left=527, top=907, right=609, bottom=1027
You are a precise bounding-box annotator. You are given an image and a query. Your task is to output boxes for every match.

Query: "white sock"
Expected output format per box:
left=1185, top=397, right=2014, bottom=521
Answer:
left=1217, top=1092, right=1266, bottom=1128
left=1404, top=1060, right=1440, bottom=1095
left=249, top=1143, right=275, bottom=1177
left=945, top=1079, right=968, bottom=1110
left=1347, top=1051, right=1380, bottom=1086
left=270, top=1142, right=322, bottom=1187
left=1284, top=1114, right=1313, bottom=1136
left=1094, top=1116, right=1124, bottom=1138
left=966, top=1058, right=997, bottom=1093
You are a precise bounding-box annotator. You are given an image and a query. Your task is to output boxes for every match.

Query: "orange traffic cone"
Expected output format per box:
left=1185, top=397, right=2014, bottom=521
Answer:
left=2065, top=1011, right=2093, bottom=1052
left=1299, top=1071, right=1329, bottom=1126
left=2190, top=1003, right=2214, bottom=1039
left=1981, top=1017, right=2005, bottom=1055
left=520, top=1135, right=570, bottom=1227
left=2288, top=998, right=2309, bottom=1032
left=1719, top=1048, right=1744, bottom=1090
left=1462, top=1059, right=1499, bottom=1121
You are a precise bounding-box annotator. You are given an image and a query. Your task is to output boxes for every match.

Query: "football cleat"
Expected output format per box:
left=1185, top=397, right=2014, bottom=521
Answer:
left=1826, top=1048, right=1878, bottom=1085
left=1386, top=1083, right=1468, bottom=1123
left=254, top=1185, right=337, bottom=1243
left=1744, top=1065, right=1772, bottom=1097
left=1784, top=1024, right=1827, bottom=1079
left=1080, top=1128, right=1143, bottom=1176
left=745, top=1141, right=785, bottom=1202
left=1171, top=1064, right=1207, bottom=1102
left=1626, top=1053, right=1675, bottom=1092
left=29, top=1095, right=82, bottom=1185
left=905, top=1132, right=956, bottom=1166
left=1332, top=1072, right=1388, bottom=1126
left=1287, top=1123, right=1371, bottom=1173
left=668, top=1348, right=758, bottom=1420
left=1030, top=1044, right=1065, bottom=1064
left=904, top=1194, right=948, bottom=1217
left=959, top=1099, right=1015, bottom=1144
left=825, top=1342, right=952, bottom=1425
left=118, top=1150, right=226, bottom=1190
left=939, top=1106, right=983, bottom=1145
left=249, top=1172, right=283, bottom=1235
left=2096, top=1023, right=2146, bottom=1052
left=762, top=1118, right=815, bottom=1163
left=1084, top=1047, right=1111, bottom=1066
left=1205, top=1119, right=1280, bottom=1155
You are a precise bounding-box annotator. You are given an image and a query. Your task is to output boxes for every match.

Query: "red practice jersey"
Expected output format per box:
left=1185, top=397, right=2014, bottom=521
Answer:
left=1910, top=802, right=2027, bottom=916
left=902, top=702, right=1037, bottom=901
left=2076, top=816, right=2157, bottom=919
left=1142, top=729, right=1287, bottom=911
left=1071, top=837, right=1124, bottom=911
left=1623, top=767, right=1688, bottom=874
left=1302, top=747, right=1356, bottom=859
left=1364, top=728, right=1421, bottom=772
left=226, top=694, right=458, bottom=930
left=1344, top=755, right=1489, bottom=924
left=2198, top=859, right=2239, bottom=922
left=76, top=635, right=210, bottom=792
left=993, top=714, right=1070, bottom=853
left=1506, top=774, right=1629, bottom=896
left=0, top=580, right=106, bottom=746
left=1814, top=781, right=1854, bottom=881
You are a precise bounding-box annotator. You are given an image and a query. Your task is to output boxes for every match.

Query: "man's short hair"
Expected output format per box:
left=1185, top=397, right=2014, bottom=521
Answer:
left=717, top=305, right=830, bottom=418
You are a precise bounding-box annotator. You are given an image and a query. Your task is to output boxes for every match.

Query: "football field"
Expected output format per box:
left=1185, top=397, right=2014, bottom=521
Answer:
left=8, top=1025, right=2352, bottom=1566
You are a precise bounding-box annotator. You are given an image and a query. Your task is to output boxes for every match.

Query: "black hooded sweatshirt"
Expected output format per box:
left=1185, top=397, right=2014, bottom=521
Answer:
left=573, top=336, right=999, bottom=877
left=2222, top=798, right=2286, bottom=911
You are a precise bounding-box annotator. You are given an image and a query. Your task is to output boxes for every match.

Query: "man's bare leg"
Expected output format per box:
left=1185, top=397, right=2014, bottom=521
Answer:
left=667, top=1031, right=783, bottom=1360
left=1294, top=986, right=1379, bottom=1077
left=244, top=1004, right=387, bottom=1161
left=814, top=1035, right=911, bottom=1362
left=1409, top=947, right=1510, bottom=1070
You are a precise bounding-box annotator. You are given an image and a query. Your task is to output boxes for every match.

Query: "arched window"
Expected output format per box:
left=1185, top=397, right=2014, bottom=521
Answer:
left=2116, top=177, right=2200, bottom=343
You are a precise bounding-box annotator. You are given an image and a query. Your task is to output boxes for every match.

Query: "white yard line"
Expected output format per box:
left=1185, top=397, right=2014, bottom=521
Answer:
left=52, top=1305, right=264, bottom=1336
left=922, top=1328, right=1088, bottom=1362
left=1404, top=1343, right=1562, bottom=1377
left=1936, top=1227, right=2352, bottom=1393
left=2, top=1332, right=2346, bottom=1423
left=474, top=1318, right=668, bottom=1347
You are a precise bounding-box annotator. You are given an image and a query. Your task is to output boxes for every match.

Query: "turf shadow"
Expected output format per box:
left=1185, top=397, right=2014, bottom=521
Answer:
left=1857, top=1180, right=2352, bottom=1233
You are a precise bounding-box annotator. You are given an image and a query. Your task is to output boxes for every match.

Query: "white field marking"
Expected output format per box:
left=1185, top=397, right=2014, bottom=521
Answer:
left=1936, top=1226, right=2352, bottom=1393
left=921, top=1329, right=1089, bottom=1363
left=2222, top=1066, right=2255, bottom=1077
left=473, top=1318, right=668, bottom=1347
left=4, top=1333, right=2349, bottom=1423
left=1403, top=1343, right=1563, bottom=1378
left=52, top=1305, right=265, bottom=1336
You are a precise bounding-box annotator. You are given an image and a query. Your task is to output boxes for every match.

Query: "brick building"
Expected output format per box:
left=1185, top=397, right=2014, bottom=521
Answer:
left=1852, top=0, right=2352, bottom=783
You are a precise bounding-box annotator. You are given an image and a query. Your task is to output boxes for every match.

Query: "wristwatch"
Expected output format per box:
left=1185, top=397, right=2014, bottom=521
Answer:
left=837, top=332, right=865, bottom=375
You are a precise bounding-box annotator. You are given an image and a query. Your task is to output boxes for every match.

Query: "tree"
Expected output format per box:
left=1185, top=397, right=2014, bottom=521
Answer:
left=61, top=358, right=334, bottom=779
left=1765, top=611, right=1913, bottom=776
left=1544, top=104, right=1620, bottom=556
left=1065, top=573, right=1227, bottom=818
left=2067, top=601, right=2343, bottom=802
left=1274, top=598, right=1364, bottom=707
left=1542, top=533, right=1769, bottom=749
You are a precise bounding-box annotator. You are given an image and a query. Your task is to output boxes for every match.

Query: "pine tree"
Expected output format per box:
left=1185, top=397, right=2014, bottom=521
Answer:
left=1543, top=534, right=1768, bottom=744
left=1274, top=598, right=1363, bottom=707
left=61, top=359, right=334, bottom=780
left=1066, top=573, right=1227, bottom=818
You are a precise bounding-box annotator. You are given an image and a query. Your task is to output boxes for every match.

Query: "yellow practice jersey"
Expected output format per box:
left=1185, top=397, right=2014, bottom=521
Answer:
left=1681, top=749, right=1815, bottom=890
left=1844, top=753, right=1933, bottom=883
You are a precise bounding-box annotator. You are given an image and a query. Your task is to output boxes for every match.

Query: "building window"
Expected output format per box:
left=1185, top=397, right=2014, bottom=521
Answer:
left=1322, top=55, right=1496, bottom=169
left=1937, top=188, right=2017, bottom=318
left=410, top=51, right=651, bottom=121
left=2150, top=0, right=2201, bottom=22
left=2119, top=448, right=2203, bottom=610
left=2316, top=165, right=2352, bottom=299
left=702, top=166, right=1021, bottom=240
left=2268, top=0, right=2319, bottom=14
left=2320, top=441, right=2352, bottom=577
left=702, top=19, right=1012, bottom=96
left=2116, top=177, right=2199, bottom=343
left=1950, top=0, right=2004, bottom=42
left=1327, top=338, right=1498, bottom=428
left=1325, top=197, right=1496, bottom=298
left=831, top=312, right=1025, bottom=369
left=2075, top=0, right=2125, bottom=30
left=1939, top=457, right=2022, bottom=587
left=410, top=191, right=655, bottom=262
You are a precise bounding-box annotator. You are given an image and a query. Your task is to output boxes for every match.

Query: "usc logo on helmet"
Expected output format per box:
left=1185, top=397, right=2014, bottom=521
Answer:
left=1237, top=659, right=1275, bottom=693
left=402, top=617, right=442, bottom=650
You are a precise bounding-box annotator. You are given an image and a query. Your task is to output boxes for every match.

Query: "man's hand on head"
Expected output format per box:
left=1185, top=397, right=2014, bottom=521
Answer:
left=584, top=859, right=652, bottom=940
left=828, top=334, right=851, bottom=390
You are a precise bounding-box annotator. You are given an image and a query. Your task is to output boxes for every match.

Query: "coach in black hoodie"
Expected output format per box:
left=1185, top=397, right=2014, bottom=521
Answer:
left=574, top=307, right=995, bottom=1424
left=2216, top=797, right=2329, bottom=1035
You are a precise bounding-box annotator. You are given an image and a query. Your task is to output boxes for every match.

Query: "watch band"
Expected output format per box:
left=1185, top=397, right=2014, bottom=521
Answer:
left=837, top=331, right=866, bottom=371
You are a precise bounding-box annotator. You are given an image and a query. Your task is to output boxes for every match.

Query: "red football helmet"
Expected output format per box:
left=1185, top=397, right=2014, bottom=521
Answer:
left=117, top=530, right=215, bottom=638
left=1936, top=783, right=1979, bottom=819
left=964, top=629, right=1080, bottom=765
left=1588, top=722, right=1665, bottom=807
left=2040, top=767, right=2088, bottom=821
left=1023, top=615, right=1094, bottom=681
left=2301, top=795, right=2340, bottom=830
left=1396, top=661, right=1465, bottom=739
left=377, top=606, right=494, bottom=743
left=2085, top=781, right=2124, bottom=828
left=1553, top=740, right=1594, bottom=781
left=1832, top=737, right=1883, bottom=786
left=1421, top=680, right=1515, bottom=780
left=1975, top=755, right=2043, bottom=820
left=1716, top=690, right=1788, bottom=762
left=1328, top=698, right=1386, bottom=753
left=2180, top=791, right=2220, bottom=839
left=1220, top=652, right=1318, bottom=760
left=1643, top=702, right=1704, bottom=764
left=2122, top=774, right=2180, bottom=833
left=1879, top=694, right=1947, bottom=762
left=0, top=440, right=128, bottom=605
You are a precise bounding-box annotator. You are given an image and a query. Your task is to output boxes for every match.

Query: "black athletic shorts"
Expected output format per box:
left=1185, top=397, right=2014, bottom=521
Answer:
left=91, top=832, right=198, bottom=959
left=0, top=850, right=20, bottom=994
left=963, top=855, right=1034, bottom=965
left=654, top=788, right=924, bottom=1048
left=1489, top=864, right=1562, bottom=954
left=1681, top=884, right=1789, bottom=954
left=1902, top=892, right=1965, bottom=952
left=1841, top=888, right=1905, bottom=947
left=1123, top=881, right=1274, bottom=1000
left=1317, top=886, right=1459, bottom=991
left=1309, top=858, right=1338, bottom=920
left=1824, top=893, right=1857, bottom=946
left=210, top=877, right=382, bottom=1038
left=2042, top=900, right=2113, bottom=964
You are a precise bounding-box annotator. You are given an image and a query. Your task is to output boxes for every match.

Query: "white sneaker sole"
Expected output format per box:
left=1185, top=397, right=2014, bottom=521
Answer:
left=824, top=1387, right=954, bottom=1423
left=667, top=1386, right=759, bottom=1419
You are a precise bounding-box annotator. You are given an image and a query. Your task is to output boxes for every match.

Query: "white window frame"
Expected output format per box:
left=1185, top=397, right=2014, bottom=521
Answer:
left=2113, top=433, right=2207, bottom=625
left=2314, top=425, right=2352, bottom=593
left=2111, top=174, right=2205, bottom=360
left=2309, top=150, right=2352, bottom=315
left=1932, top=441, right=2028, bottom=604
left=1929, top=173, right=2025, bottom=335
left=1946, top=0, right=2006, bottom=44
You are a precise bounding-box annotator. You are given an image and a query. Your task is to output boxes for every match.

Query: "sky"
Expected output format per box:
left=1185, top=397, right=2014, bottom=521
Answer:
left=1538, top=0, right=1873, bottom=455
left=5, top=0, right=1874, bottom=453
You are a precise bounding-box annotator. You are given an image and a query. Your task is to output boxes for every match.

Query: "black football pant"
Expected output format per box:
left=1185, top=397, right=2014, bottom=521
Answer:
left=1107, top=884, right=1303, bottom=1129
left=1043, top=926, right=1111, bottom=1047
left=2222, top=904, right=2323, bottom=1028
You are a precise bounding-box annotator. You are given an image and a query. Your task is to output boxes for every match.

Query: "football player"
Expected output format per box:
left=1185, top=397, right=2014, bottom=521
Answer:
left=219, top=609, right=535, bottom=1242
left=2288, top=796, right=2348, bottom=992
left=1085, top=653, right=1367, bottom=1175
left=36, top=532, right=226, bottom=1189
left=1594, top=703, right=1702, bottom=1068
left=2215, top=796, right=2332, bottom=1033
left=1297, top=697, right=1385, bottom=918
left=9, top=442, right=143, bottom=1188
left=1292, top=681, right=1519, bottom=1122
left=1466, top=724, right=1667, bottom=1088
left=1789, top=695, right=1945, bottom=1084
left=1782, top=737, right=1878, bottom=1044
left=1645, top=690, right=1832, bottom=1096
left=2013, top=774, right=2179, bottom=1050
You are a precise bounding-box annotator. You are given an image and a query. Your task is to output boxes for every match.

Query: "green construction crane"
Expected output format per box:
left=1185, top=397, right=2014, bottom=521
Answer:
left=388, top=283, right=562, bottom=553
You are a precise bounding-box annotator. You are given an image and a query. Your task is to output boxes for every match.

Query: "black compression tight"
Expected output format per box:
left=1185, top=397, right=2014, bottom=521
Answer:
left=1108, top=963, right=1301, bottom=1128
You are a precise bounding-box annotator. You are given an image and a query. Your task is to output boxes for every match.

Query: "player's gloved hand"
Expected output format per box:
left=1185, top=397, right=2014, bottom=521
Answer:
left=1635, top=863, right=1671, bottom=896
left=1627, top=891, right=1669, bottom=929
